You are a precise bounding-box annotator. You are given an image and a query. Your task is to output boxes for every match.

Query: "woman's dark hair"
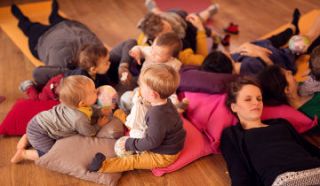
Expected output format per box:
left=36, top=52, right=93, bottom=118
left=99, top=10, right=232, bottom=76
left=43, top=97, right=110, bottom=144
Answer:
left=201, top=51, right=233, bottom=74
left=226, top=76, right=261, bottom=112
left=257, top=65, right=289, bottom=106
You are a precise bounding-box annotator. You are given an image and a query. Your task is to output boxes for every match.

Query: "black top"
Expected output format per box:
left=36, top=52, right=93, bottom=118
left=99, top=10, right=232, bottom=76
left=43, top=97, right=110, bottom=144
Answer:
left=125, top=99, right=186, bottom=155
left=221, top=119, right=320, bottom=186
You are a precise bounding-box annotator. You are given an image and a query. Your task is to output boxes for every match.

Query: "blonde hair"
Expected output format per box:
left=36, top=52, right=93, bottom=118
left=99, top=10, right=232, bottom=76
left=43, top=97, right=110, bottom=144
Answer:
left=58, top=75, right=94, bottom=108
left=139, top=64, right=180, bottom=99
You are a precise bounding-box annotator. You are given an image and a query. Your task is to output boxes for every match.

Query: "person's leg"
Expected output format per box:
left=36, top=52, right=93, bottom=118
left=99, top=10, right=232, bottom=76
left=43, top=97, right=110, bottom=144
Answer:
left=32, top=66, right=68, bottom=86
left=16, top=134, right=29, bottom=149
left=11, top=4, right=50, bottom=58
left=267, top=9, right=300, bottom=48
left=89, top=151, right=179, bottom=173
left=305, top=17, right=320, bottom=54
left=49, top=0, right=67, bottom=26
left=10, top=149, right=39, bottom=163
left=198, top=3, right=219, bottom=23
left=267, top=27, right=295, bottom=48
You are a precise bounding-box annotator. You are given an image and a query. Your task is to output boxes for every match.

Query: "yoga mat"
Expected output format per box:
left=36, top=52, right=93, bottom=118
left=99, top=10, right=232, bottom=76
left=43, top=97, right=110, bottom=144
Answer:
left=0, top=2, right=110, bottom=68
left=260, top=9, right=320, bottom=82
left=0, top=2, right=66, bottom=67
left=155, top=0, right=212, bottom=13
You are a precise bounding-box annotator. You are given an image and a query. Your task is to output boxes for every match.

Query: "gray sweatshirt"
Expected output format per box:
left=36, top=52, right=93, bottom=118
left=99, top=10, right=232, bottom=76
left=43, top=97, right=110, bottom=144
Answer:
left=125, top=99, right=186, bottom=155
left=36, top=20, right=103, bottom=67
left=35, top=103, right=99, bottom=139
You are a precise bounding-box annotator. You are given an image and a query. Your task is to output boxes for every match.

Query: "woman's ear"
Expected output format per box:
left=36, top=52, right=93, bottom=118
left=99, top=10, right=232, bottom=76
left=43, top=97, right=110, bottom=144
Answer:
left=231, top=103, right=237, bottom=113
left=284, top=85, right=290, bottom=95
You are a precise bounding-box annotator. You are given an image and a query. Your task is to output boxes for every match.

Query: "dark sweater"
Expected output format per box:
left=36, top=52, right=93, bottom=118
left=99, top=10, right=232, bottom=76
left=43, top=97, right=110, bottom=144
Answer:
left=125, top=99, right=186, bottom=155
left=221, top=119, right=320, bottom=186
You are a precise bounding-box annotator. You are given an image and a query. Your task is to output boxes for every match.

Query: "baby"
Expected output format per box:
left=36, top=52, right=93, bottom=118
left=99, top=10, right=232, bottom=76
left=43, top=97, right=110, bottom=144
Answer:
left=11, top=75, right=109, bottom=163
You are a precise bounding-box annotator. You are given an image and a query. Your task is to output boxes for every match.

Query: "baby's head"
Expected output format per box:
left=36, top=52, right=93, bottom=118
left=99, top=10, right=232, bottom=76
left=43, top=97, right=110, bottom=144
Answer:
left=96, top=85, right=118, bottom=110
left=79, top=44, right=110, bottom=75
left=138, top=64, right=180, bottom=103
left=201, top=51, right=234, bottom=74
left=150, top=32, right=182, bottom=63
left=288, top=35, right=311, bottom=55
left=310, top=46, right=320, bottom=81
left=58, top=75, right=97, bottom=108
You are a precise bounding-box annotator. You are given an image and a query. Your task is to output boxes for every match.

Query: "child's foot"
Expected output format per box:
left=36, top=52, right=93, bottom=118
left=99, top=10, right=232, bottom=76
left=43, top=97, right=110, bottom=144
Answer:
left=221, top=34, right=231, bottom=46
left=11, top=4, right=26, bottom=20
left=16, top=134, right=28, bottom=150
left=292, top=8, right=301, bottom=35
left=145, top=0, right=158, bottom=12
left=19, top=80, right=34, bottom=92
left=88, top=152, right=106, bottom=172
left=207, top=3, right=220, bottom=17
left=11, top=149, right=25, bottom=163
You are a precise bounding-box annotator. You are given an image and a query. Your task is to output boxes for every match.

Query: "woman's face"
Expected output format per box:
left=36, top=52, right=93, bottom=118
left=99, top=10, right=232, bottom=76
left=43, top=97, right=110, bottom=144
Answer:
left=231, top=85, right=263, bottom=122
left=281, top=68, right=298, bottom=95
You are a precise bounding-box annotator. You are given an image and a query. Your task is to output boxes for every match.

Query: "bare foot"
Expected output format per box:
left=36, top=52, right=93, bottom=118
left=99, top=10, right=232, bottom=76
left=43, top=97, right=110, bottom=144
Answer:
left=16, top=134, right=28, bottom=149
left=11, top=149, right=25, bottom=163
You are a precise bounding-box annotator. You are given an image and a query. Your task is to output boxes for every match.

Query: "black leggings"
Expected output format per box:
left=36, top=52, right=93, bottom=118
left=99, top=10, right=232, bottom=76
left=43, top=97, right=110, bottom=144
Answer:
left=16, top=8, right=67, bottom=59
left=268, top=27, right=320, bottom=54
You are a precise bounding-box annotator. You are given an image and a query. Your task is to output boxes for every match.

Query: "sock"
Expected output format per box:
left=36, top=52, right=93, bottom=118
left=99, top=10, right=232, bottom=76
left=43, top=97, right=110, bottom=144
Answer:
left=11, top=4, right=27, bottom=20
left=49, top=0, right=59, bottom=22
left=291, top=8, right=301, bottom=35
left=207, top=3, right=220, bottom=17
left=88, top=152, right=106, bottom=172
left=145, top=0, right=158, bottom=12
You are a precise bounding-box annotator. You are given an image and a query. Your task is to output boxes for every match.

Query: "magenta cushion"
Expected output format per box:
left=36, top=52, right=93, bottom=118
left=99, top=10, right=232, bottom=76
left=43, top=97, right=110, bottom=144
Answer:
left=0, top=98, right=59, bottom=136
left=183, top=92, right=317, bottom=154
left=261, top=105, right=317, bottom=133
left=183, top=92, right=238, bottom=154
left=151, top=117, right=212, bottom=176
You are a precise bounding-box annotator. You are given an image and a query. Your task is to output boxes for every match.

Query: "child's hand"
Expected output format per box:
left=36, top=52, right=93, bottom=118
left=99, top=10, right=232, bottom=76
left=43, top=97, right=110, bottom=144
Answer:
left=118, top=63, right=132, bottom=85
left=101, top=107, right=112, bottom=116
left=129, top=46, right=142, bottom=65
left=186, top=14, right=204, bottom=31
left=97, top=115, right=110, bottom=127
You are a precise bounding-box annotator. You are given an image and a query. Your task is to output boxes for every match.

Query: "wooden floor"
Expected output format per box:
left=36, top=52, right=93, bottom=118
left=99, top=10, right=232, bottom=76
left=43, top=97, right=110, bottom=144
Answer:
left=1, top=0, right=320, bottom=185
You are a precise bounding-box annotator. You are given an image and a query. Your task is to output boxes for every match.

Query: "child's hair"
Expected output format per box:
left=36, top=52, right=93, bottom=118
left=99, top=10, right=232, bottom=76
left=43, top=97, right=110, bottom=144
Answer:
left=226, top=77, right=261, bottom=112
left=58, top=75, right=94, bottom=108
left=79, top=44, right=108, bottom=71
left=309, top=46, right=320, bottom=81
left=201, top=51, right=233, bottom=74
left=155, top=32, right=182, bottom=57
left=138, top=12, right=163, bottom=41
left=139, top=64, right=180, bottom=99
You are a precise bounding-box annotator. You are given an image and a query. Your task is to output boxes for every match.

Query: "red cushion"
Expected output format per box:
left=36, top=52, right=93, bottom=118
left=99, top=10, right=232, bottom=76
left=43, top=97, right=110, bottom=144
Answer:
left=0, top=98, right=59, bottom=136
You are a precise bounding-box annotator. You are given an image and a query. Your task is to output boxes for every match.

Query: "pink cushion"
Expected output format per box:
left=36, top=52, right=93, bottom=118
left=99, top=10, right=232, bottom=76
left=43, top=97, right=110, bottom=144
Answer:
left=183, top=92, right=317, bottom=154
left=0, top=98, right=59, bottom=136
left=151, top=117, right=212, bottom=176
left=261, top=105, right=317, bottom=133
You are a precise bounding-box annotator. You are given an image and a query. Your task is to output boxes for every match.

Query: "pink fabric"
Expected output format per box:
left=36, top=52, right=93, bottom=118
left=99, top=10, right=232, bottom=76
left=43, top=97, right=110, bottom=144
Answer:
left=0, top=98, right=59, bottom=136
left=184, top=92, right=238, bottom=154
left=183, top=92, right=317, bottom=154
left=261, top=105, right=317, bottom=133
left=151, top=117, right=212, bottom=176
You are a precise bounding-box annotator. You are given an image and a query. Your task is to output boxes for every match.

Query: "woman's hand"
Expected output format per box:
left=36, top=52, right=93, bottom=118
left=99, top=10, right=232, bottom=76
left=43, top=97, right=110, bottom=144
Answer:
left=238, top=43, right=273, bottom=65
left=186, top=14, right=205, bottom=31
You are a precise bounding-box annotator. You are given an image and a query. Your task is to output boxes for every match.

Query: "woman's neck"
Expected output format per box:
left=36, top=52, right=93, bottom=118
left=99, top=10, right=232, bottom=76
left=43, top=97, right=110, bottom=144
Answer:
left=287, top=92, right=312, bottom=109
left=240, top=119, right=267, bottom=130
